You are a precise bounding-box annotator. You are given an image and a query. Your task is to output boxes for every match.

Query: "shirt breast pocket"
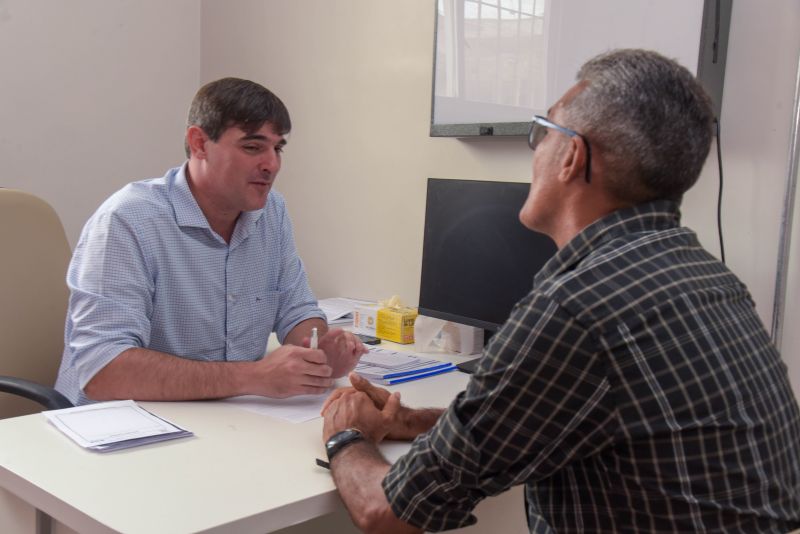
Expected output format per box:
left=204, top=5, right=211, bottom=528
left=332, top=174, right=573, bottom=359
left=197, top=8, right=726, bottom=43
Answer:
left=230, top=290, right=284, bottom=359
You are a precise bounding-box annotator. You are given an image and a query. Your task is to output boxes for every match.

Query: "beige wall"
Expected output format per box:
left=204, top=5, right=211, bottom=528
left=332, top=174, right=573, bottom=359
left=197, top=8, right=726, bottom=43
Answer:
left=680, top=0, right=800, bottom=392
left=0, top=1, right=799, bottom=532
left=200, top=0, right=800, bottom=393
left=0, top=0, right=201, bottom=245
left=0, top=1, right=797, bottom=382
left=201, top=0, right=536, bottom=305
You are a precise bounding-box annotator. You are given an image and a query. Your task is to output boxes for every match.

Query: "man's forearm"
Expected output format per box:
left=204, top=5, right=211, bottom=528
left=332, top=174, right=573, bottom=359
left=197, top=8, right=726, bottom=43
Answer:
left=84, top=347, right=254, bottom=401
left=331, top=442, right=422, bottom=534
left=392, top=407, right=445, bottom=440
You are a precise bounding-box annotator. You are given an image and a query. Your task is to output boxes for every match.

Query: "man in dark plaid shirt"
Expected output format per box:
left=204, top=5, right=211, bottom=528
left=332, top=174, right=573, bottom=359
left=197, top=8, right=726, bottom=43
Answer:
left=320, top=49, right=800, bottom=533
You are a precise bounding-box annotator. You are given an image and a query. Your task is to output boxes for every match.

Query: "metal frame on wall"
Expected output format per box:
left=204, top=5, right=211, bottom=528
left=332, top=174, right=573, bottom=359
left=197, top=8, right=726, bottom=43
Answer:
left=771, top=51, right=800, bottom=350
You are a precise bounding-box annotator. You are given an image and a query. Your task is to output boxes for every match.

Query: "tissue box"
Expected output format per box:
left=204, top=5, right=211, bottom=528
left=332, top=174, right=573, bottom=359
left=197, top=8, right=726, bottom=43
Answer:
left=353, top=303, right=379, bottom=335
left=376, top=307, right=418, bottom=344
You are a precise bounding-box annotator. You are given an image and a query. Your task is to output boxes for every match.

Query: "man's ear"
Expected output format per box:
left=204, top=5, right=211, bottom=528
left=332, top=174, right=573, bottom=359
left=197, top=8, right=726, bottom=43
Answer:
left=186, top=126, right=209, bottom=160
left=557, top=136, right=588, bottom=184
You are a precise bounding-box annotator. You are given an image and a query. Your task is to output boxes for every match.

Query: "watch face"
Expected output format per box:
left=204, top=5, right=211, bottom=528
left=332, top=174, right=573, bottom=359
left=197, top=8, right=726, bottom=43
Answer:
left=326, top=428, right=359, bottom=449
left=326, top=428, right=364, bottom=461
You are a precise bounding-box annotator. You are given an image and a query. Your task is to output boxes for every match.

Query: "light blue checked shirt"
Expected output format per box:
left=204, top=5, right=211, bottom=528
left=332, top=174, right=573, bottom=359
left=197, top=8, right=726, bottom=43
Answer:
left=55, top=164, right=324, bottom=405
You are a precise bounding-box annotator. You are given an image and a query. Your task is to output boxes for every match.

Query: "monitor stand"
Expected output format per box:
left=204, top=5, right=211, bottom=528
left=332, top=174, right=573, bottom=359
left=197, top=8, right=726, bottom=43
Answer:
left=456, top=358, right=481, bottom=374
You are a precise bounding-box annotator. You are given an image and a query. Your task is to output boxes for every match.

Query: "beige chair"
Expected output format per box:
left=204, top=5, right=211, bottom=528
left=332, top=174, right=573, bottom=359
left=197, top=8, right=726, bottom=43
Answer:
left=0, top=188, right=72, bottom=417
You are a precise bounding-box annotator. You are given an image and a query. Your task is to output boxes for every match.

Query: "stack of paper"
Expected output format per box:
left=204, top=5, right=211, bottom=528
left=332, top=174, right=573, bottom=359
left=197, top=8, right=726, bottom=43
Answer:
left=318, top=297, right=372, bottom=326
left=355, top=347, right=456, bottom=385
left=44, top=400, right=193, bottom=452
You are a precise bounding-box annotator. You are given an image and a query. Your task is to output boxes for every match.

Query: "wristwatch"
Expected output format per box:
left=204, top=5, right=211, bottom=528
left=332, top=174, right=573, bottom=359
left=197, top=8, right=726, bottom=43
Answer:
left=325, top=428, right=365, bottom=462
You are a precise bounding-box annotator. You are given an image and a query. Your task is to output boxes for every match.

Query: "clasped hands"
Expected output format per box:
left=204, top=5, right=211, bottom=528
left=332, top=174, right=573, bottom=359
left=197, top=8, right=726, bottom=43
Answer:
left=321, top=372, right=413, bottom=444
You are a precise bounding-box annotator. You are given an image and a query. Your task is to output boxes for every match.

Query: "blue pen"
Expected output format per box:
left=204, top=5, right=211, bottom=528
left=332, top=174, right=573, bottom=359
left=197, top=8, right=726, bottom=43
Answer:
left=384, top=364, right=457, bottom=385
left=382, top=362, right=455, bottom=379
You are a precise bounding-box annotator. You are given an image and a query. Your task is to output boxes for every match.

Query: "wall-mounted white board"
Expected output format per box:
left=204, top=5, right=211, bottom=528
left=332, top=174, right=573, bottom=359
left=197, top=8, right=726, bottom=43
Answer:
left=431, top=0, right=730, bottom=137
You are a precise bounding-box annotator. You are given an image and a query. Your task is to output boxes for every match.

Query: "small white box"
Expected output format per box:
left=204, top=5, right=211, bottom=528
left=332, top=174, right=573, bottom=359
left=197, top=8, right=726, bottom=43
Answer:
left=353, top=303, right=379, bottom=335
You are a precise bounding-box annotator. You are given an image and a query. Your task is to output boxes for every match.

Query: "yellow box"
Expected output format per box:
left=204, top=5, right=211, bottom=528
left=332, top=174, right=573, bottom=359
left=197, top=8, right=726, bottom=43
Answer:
left=376, top=307, right=418, bottom=344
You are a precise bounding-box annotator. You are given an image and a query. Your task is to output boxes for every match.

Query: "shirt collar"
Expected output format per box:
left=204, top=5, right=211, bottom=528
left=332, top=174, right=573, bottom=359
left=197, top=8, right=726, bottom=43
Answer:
left=169, top=162, right=265, bottom=246
left=170, top=162, right=210, bottom=229
left=534, top=200, right=682, bottom=286
left=230, top=207, right=263, bottom=248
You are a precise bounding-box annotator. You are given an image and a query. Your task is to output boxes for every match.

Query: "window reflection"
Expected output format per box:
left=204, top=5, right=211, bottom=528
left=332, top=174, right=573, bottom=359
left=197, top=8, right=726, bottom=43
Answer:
left=434, top=0, right=548, bottom=124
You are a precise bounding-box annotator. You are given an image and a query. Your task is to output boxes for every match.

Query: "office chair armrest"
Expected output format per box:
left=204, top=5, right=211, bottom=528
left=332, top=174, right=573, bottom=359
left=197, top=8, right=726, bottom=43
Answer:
left=0, top=376, right=73, bottom=410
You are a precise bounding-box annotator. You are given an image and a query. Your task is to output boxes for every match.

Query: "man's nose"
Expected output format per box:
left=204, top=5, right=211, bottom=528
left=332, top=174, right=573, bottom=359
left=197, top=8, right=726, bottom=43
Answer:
left=260, top=148, right=280, bottom=175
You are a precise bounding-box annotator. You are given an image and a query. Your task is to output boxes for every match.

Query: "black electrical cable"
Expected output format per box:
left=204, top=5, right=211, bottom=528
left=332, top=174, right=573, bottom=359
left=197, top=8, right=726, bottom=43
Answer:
left=715, top=117, right=725, bottom=264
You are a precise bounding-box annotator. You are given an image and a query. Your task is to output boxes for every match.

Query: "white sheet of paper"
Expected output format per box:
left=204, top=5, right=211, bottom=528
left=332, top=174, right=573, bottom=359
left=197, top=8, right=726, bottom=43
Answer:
left=359, top=347, right=418, bottom=368
left=318, top=297, right=373, bottom=325
left=44, top=400, right=190, bottom=449
left=221, top=394, right=328, bottom=423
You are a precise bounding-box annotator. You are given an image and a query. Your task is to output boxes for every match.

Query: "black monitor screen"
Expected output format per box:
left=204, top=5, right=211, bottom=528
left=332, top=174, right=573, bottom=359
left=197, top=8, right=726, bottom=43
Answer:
left=418, top=178, right=558, bottom=332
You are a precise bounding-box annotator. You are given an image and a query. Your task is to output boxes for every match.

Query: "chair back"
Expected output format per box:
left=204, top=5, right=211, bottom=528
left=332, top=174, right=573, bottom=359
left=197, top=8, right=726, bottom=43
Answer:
left=0, top=189, right=71, bottom=418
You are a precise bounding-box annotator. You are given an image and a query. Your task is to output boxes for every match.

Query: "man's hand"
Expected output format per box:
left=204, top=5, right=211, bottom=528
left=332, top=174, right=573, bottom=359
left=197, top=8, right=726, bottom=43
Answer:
left=307, top=328, right=368, bottom=378
left=249, top=344, right=333, bottom=398
left=323, top=373, right=430, bottom=441
left=322, top=386, right=401, bottom=443
left=320, top=373, right=436, bottom=534
left=323, top=372, right=391, bottom=412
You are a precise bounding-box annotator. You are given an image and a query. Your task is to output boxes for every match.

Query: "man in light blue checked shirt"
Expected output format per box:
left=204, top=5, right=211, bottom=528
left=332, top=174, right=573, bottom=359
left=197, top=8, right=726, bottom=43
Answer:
left=55, top=78, right=367, bottom=406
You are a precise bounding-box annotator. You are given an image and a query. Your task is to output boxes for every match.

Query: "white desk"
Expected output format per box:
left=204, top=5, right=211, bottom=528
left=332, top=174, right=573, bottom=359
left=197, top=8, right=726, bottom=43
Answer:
left=0, top=347, right=528, bottom=534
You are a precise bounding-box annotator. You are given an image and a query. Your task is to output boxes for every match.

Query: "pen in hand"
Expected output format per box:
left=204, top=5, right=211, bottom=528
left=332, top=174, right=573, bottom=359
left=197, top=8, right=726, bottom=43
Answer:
left=310, top=327, right=318, bottom=350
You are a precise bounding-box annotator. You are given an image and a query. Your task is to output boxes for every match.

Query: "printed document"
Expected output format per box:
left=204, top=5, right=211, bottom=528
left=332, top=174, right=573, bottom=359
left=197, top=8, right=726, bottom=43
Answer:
left=44, top=400, right=193, bottom=452
left=355, top=347, right=456, bottom=385
left=318, top=297, right=373, bottom=325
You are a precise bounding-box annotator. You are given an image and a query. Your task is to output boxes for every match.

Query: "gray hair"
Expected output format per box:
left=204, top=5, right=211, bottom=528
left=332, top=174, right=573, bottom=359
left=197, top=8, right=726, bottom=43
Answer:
left=564, top=49, right=714, bottom=203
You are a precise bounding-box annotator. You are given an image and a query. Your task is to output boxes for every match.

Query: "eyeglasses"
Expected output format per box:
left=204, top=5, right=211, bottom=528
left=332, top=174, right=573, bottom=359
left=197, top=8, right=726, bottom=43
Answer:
left=528, top=115, right=592, bottom=183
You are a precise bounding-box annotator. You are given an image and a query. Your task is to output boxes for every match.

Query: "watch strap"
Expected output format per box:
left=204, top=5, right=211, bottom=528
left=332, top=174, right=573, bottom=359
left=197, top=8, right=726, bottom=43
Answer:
left=326, top=428, right=365, bottom=462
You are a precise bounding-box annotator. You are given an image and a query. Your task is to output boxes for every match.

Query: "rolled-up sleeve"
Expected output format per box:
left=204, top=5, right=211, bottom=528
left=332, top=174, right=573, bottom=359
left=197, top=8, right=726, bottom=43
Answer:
left=271, top=202, right=324, bottom=342
left=382, top=293, right=616, bottom=531
left=65, top=209, right=154, bottom=391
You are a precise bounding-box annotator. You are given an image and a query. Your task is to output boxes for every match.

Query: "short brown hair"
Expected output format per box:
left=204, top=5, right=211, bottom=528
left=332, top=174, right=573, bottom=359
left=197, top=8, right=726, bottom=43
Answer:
left=184, top=77, right=291, bottom=157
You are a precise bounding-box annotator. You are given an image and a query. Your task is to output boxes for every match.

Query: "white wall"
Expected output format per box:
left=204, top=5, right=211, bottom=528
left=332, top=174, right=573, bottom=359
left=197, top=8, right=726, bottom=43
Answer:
left=1, top=0, right=797, bottom=387
left=200, top=0, right=800, bottom=393
left=0, top=0, right=201, bottom=246
left=679, top=0, right=800, bottom=393
left=200, top=0, right=535, bottom=306
left=200, top=0, right=800, bottom=324
left=0, top=3, right=201, bottom=531
left=0, top=1, right=798, bottom=532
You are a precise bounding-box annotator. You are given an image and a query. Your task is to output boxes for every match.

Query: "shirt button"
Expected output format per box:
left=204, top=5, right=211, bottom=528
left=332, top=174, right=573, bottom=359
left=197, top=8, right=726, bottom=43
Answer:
left=228, top=294, right=235, bottom=302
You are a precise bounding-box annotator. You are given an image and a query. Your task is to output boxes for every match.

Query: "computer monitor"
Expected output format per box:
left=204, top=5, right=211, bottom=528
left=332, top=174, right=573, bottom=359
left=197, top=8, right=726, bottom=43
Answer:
left=418, top=178, right=558, bottom=333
